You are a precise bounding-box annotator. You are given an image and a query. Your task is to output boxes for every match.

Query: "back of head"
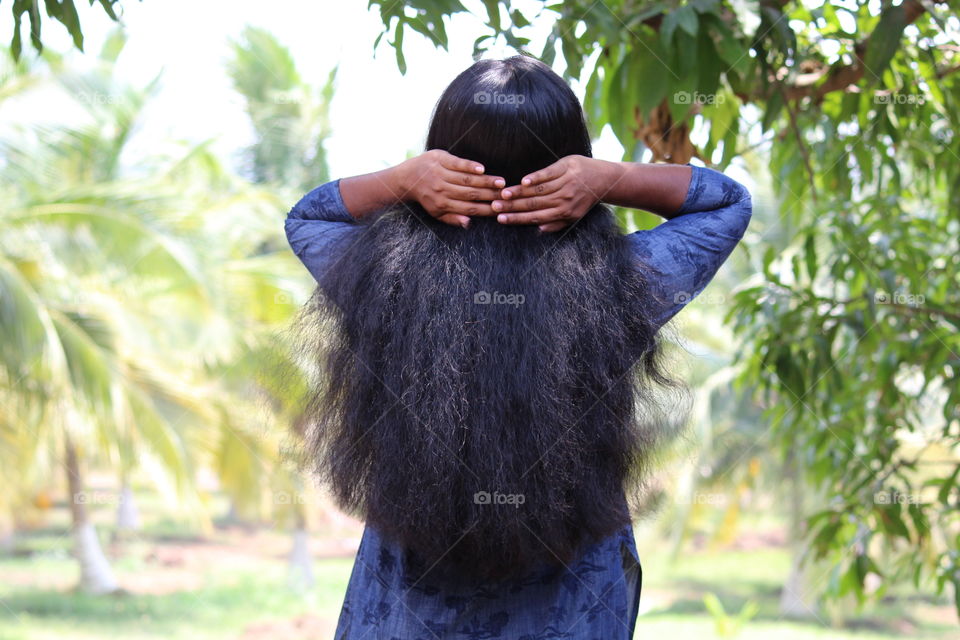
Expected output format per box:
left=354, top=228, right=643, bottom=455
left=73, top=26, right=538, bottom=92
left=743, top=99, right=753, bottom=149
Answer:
left=294, top=57, right=686, bottom=581
left=426, top=55, right=592, bottom=185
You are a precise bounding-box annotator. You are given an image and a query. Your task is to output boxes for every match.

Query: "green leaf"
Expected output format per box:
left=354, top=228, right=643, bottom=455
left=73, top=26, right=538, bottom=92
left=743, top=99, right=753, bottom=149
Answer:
left=863, top=4, right=908, bottom=82
left=690, top=0, right=720, bottom=13
left=540, top=29, right=558, bottom=66
left=606, top=53, right=639, bottom=159
left=660, top=10, right=680, bottom=46
left=762, top=89, right=784, bottom=132
left=393, top=20, right=406, bottom=74
left=675, top=5, right=699, bottom=37
left=57, top=0, right=84, bottom=51
left=804, top=233, right=817, bottom=280
left=473, top=34, right=492, bottom=58
left=11, top=0, right=25, bottom=60
left=631, top=47, right=670, bottom=117
left=510, top=9, right=530, bottom=28
left=482, top=0, right=501, bottom=32
left=406, top=16, right=445, bottom=49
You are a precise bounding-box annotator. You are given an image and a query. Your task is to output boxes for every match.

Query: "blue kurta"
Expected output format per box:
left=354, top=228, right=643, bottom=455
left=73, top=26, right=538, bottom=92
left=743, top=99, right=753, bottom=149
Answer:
left=285, top=165, right=752, bottom=639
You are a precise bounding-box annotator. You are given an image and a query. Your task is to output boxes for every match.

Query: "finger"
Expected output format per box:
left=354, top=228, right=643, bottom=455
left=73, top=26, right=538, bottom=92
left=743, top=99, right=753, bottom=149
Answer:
left=520, top=161, right=566, bottom=186
left=443, top=169, right=505, bottom=189
left=439, top=199, right=496, bottom=217
left=437, top=151, right=485, bottom=175
left=445, top=185, right=503, bottom=203
left=437, top=213, right=471, bottom=229
left=538, top=222, right=568, bottom=233
left=496, top=208, right=567, bottom=226
left=492, top=195, right=552, bottom=213
left=500, top=178, right=564, bottom=200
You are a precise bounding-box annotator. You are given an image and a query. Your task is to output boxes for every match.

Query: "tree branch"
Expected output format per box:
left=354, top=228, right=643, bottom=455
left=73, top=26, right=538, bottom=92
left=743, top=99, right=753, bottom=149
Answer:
left=779, top=0, right=941, bottom=103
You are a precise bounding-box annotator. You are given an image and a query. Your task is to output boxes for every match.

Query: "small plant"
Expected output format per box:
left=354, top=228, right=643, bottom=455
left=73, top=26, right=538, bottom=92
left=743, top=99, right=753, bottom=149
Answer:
left=703, top=592, right=759, bottom=639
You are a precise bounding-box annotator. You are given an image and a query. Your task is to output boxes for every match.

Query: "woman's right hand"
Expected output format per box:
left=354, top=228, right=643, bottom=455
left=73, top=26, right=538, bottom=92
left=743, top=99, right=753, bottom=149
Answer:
left=394, top=150, right=505, bottom=228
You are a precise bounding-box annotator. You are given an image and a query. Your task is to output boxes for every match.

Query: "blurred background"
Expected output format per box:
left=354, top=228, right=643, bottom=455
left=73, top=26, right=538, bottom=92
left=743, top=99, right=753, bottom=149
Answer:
left=0, top=1, right=957, bottom=638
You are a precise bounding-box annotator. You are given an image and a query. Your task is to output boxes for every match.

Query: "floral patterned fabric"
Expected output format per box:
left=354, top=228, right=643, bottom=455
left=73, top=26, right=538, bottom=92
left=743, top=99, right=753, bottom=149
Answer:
left=335, top=524, right=642, bottom=640
left=284, top=165, right=752, bottom=639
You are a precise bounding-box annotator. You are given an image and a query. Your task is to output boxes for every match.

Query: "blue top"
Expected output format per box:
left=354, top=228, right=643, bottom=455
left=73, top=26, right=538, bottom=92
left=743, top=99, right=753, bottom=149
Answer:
left=285, top=166, right=751, bottom=639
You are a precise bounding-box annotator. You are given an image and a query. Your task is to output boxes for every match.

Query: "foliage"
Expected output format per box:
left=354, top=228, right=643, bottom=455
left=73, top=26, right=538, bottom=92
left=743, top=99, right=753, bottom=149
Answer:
left=367, top=0, right=960, bottom=616
left=0, top=31, right=311, bottom=545
left=227, top=26, right=336, bottom=193
left=703, top=591, right=759, bottom=638
left=4, top=0, right=125, bottom=61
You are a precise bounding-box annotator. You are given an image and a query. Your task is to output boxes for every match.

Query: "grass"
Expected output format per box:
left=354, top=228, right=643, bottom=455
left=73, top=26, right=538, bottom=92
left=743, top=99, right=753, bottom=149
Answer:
left=0, top=510, right=955, bottom=639
left=0, top=551, right=355, bottom=640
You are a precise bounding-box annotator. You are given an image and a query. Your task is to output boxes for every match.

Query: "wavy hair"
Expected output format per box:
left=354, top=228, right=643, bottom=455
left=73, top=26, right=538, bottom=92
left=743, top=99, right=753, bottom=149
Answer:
left=292, top=56, right=687, bottom=580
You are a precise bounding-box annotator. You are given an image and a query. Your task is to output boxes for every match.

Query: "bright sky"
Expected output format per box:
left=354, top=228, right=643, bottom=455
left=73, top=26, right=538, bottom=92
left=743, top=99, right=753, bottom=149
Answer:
left=1, top=0, right=626, bottom=179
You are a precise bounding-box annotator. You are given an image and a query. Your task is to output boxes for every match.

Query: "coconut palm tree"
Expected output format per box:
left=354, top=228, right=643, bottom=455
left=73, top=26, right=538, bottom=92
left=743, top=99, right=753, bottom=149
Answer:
left=226, top=26, right=338, bottom=588
left=0, top=35, right=276, bottom=592
left=227, top=25, right=335, bottom=192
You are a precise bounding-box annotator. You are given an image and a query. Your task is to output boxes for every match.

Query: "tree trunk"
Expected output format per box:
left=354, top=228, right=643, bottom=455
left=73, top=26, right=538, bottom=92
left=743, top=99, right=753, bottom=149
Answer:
left=779, top=454, right=817, bottom=618
left=116, top=483, right=140, bottom=532
left=0, top=518, right=13, bottom=554
left=287, top=507, right=314, bottom=591
left=65, top=437, right=119, bottom=594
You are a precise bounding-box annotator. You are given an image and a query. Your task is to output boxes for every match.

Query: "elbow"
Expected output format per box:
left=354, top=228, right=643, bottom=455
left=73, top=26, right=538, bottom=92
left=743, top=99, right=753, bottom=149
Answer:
left=730, top=189, right=753, bottom=240
left=284, top=218, right=306, bottom=257
left=286, top=196, right=309, bottom=223
left=739, top=192, right=753, bottom=232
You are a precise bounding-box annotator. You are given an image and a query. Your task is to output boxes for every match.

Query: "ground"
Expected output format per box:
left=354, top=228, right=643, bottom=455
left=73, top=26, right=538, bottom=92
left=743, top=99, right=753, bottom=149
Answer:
left=0, top=494, right=956, bottom=639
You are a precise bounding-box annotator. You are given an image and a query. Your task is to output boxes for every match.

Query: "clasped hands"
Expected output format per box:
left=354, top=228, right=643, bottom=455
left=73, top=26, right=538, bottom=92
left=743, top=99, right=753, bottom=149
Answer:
left=394, top=149, right=609, bottom=233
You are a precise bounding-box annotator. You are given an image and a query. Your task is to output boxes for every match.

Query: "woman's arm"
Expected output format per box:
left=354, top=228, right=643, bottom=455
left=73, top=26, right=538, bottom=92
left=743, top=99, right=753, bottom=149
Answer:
left=492, top=157, right=694, bottom=230
left=627, top=165, right=752, bottom=327
left=492, top=156, right=752, bottom=326
left=338, top=150, right=504, bottom=227
left=284, top=180, right=356, bottom=284
left=285, top=150, right=504, bottom=283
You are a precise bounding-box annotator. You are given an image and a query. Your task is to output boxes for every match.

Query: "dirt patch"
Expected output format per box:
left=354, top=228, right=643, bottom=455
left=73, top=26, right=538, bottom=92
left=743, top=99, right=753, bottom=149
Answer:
left=239, top=614, right=338, bottom=640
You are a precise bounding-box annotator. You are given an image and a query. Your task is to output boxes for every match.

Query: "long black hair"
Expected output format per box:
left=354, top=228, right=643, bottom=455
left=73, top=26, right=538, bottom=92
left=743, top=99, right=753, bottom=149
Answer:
left=293, top=56, right=687, bottom=580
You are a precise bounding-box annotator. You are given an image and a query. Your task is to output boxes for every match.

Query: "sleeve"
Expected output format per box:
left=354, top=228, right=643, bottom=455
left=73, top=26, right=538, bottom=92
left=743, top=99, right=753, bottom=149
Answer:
left=625, top=165, right=752, bottom=328
left=284, top=179, right=357, bottom=284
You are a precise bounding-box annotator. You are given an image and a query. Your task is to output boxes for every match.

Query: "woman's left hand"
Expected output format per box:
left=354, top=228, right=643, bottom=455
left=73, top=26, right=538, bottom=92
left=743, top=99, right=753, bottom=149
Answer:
left=492, top=155, right=616, bottom=233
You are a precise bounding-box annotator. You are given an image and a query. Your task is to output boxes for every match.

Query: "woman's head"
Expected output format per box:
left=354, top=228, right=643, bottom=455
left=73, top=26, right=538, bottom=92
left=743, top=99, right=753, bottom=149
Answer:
left=426, top=56, right=591, bottom=186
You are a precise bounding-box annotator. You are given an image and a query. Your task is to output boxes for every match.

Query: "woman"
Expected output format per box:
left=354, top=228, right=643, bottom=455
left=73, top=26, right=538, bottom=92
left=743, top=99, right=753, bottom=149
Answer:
left=286, top=56, right=751, bottom=639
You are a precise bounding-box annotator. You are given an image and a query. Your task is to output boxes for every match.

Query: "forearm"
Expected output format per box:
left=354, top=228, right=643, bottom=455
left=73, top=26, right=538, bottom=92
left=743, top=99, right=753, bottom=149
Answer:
left=595, top=161, right=693, bottom=219
left=338, top=166, right=407, bottom=219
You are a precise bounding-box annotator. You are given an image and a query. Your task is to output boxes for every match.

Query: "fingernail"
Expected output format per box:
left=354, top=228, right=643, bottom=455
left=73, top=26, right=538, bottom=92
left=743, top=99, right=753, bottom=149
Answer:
left=461, top=219, right=470, bottom=229
left=475, top=165, right=484, bottom=173
left=497, top=214, right=507, bottom=223
left=495, top=179, right=505, bottom=188
left=503, top=190, right=512, bottom=198
left=522, top=178, right=531, bottom=185
left=538, top=225, right=548, bottom=232
left=492, top=202, right=502, bottom=211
